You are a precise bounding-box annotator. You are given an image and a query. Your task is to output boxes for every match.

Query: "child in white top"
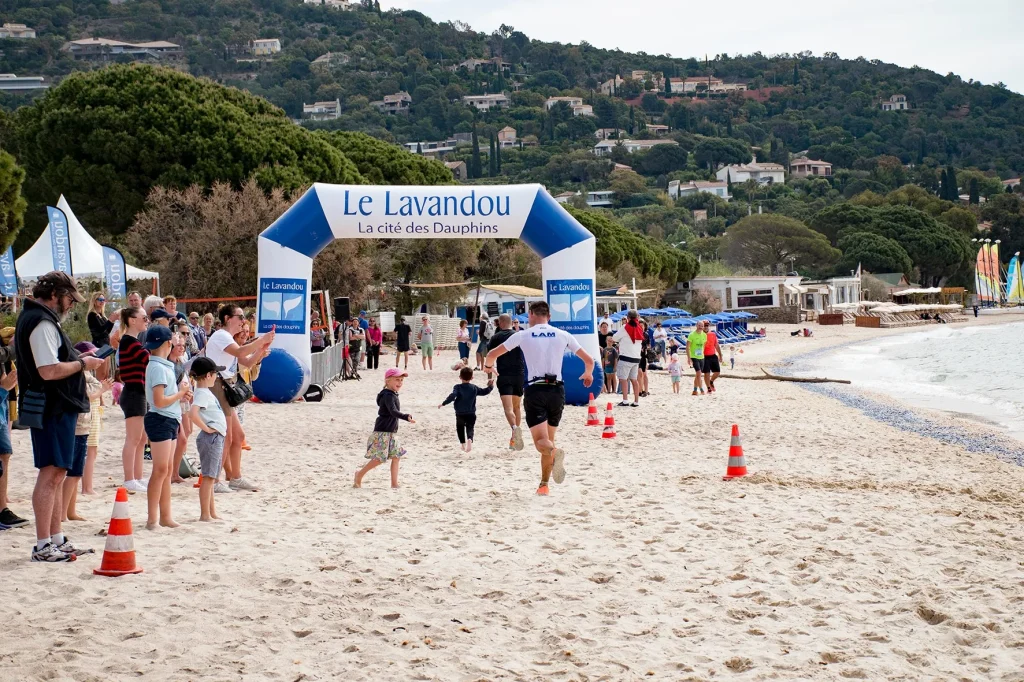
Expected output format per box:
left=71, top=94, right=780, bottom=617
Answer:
left=667, top=356, right=683, bottom=394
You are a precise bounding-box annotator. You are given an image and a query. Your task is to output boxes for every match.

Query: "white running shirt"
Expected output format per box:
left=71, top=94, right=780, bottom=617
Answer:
left=500, top=323, right=581, bottom=381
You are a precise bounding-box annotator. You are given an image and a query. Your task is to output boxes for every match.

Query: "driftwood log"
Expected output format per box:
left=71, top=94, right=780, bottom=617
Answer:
left=715, top=368, right=852, bottom=385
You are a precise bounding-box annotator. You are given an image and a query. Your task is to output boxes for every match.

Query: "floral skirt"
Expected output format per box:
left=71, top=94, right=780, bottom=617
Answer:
left=365, top=431, right=406, bottom=462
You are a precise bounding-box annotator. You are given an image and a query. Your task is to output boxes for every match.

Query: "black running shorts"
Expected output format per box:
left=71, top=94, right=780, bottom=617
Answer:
left=690, top=357, right=705, bottom=373
left=704, top=355, right=721, bottom=373
left=497, top=375, right=524, bottom=397
left=523, top=384, right=565, bottom=428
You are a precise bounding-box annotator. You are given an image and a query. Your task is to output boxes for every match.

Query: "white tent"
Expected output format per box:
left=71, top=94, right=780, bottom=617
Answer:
left=15, top=195, right=159, bottom=282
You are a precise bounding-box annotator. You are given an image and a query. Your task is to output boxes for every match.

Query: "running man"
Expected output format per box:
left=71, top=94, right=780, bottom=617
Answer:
left=685, top=321, right=708, bottom=396
left=483, top=302, right=595, bottom=496
left=703, top=321, right=723, bottom=393
left=488, top=314, right=525, bottom=450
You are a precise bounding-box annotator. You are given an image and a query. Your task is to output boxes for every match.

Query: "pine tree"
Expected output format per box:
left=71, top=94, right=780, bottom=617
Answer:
left=416, top=142, right=422, bottom=155
left=629, top=105, right=635, bottom=135
left=969, top=177, right=979, bottom=204
left=489, top=134, right=497, bottom=176
left=495, top=138, right=502, bottom=174
left=726, top=170, right=733, bottom=193
left=470, top=126, right=482, bottom=179
left=726, top=116, right=733, bottom=137
left=792, top=63, right=800, bottom=86
left=374, top=0, right=381, bottom=14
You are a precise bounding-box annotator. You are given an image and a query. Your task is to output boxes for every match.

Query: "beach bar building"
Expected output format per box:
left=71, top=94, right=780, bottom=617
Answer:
left=666, top=274, right=861, bottom=323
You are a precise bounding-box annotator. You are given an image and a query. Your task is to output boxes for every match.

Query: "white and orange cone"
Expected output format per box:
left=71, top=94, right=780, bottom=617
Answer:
left=722, top=424, right=748, bottom=480
left=601, top=402, right=617, bottom=439
left=94, top=486, right=144, bottom=577
left=586, top=393, right=601, bottom=426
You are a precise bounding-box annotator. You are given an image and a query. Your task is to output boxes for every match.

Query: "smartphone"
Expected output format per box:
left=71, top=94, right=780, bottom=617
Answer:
left=94, top=345, right=116, bottom=360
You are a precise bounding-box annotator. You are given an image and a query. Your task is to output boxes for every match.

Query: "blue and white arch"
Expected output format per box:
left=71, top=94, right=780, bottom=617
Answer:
left=253, top=183, right=602, bottom=405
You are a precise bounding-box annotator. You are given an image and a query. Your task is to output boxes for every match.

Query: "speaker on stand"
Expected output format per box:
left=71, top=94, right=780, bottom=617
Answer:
left=333, top=297, right=351, bottom=323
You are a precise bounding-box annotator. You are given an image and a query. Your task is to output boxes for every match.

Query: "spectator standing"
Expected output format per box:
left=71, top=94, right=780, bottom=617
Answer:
left=204, top=304, right=273, bottom=493
left=188, top=357, right=227, bottom=522
left=475, top=315, right=492, bottom=370
left=143, top=325, right=190, bottom=529
left=87, top=292, right=115, bottom=347
left=188, top=311, right=207, bottom=351
left=358, top=312, right=370, bottom=366
left=310, top=311, right=327, bottom=354
left=438, top=367, right=494, bottom=452
left=365, top=318, right=382, bottom=370
left=15, top=271, right=102, bottom=561
left=612, top=310, right=644, bottom=407
left=638, top=319, right=651, bottom=397
left=597, top=321, right=612, bottom=352
left=0, top=350, right=25, bottom=529
left=343, top=318, right=364, bottom=378
left=63, top=345, right=108, bottom=521
left=137, top=295, right=165, bottom=345
left=653, top=323, right=668, bottom=363
left=202, top=313, right=214, bottom=340
left=602, top=335, right=618, bottom=394
left=456, top=319, right=471, bottom=364
left=117, top=306, right=150, bottom=492
left=487, top=314, right=526, bottom=450
left=394, top=318, right=412, bottom=369
left=417, top=316, right=435, bottom=371
left=168, top=333, right=192, bottom=483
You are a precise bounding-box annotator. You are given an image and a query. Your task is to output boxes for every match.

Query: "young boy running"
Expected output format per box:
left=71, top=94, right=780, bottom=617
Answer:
left=438, top=367, right=494, bottom=452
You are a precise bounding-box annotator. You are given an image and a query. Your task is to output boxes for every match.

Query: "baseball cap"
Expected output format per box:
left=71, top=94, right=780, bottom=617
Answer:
left=384, top=368, right=408, bottom=379
left=150, top=309, right=172, bottom=321
left=73, top=341, right=98, bottom=355
left=189, top=356, right=226, bottom=377
left=39, top=271, right=86, bottom=303
left=143, top=324, right=173, bottom=350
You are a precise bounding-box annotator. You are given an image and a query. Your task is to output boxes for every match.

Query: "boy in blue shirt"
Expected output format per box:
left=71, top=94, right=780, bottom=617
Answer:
left=144, top=326, right=191, bottom=530
left=438, top=367, right=493, bottom=452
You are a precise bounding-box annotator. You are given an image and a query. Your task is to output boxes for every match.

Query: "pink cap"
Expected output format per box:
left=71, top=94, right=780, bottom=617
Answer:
left=385, top=368, right=409, bottom=379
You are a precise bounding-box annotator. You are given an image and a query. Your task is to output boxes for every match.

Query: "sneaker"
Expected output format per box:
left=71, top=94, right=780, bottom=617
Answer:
left=228, top=477, right=258, bottom=492
left=0, top=507, right=29, bottom=528
left=511, top=426, right=525, bottom=451
left=0, top=522, right=10, bottom=531
left=630, top=402, right=639, bottom=407
left=618, top=401, right=631, bottom=407
left=31, top=543, right=75, bottom=562
left=551, top=449, right=566, bottom=484
left=123, top=480, right=146, bottom=494
left=536, top=484, right=549, bottom=496
left=691, top=390, right=698, bottom=396
left=214, top=481, right=234, bottom=494
left=143, top=444, right=152, bottom=461
left=56, top=536, right=94, bottom=557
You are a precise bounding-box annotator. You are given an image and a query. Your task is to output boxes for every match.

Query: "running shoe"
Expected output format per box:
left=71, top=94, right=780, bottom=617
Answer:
left=143, top=444, right=152, bottom=461
left=31, top=543, right=75, bottom=562
left=536, top=484, right=549, bottom=496
left=630, top=402, right=639, bottom=407
left=0, top=507, right=29, bottom=528
left=618, top=401, right=631, bottom=407
left=56, top=537, right=94, bottom=557
left=551, top=449, right=566, bottom=484
left=229, top=477, right=258, bottom=492
left=0, top=522, right=10, bottom=531
left=691, top=390, right=698, bottom=396
left=123, top=480, right=147, bottom=493
left=511, top=426, right=525, bottom=451
left=214, top=481, right=234, bottom=494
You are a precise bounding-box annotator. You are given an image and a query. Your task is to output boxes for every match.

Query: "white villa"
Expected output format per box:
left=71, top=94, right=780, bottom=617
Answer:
left=668, top=180, right=730, bottom=201
left=593, top=139, right=678, bottom=156
left=716, top=158, right=786, bottom=185
left=462, top=93, right=509, bottom=111
left=882, top=94, right=909, bottom=111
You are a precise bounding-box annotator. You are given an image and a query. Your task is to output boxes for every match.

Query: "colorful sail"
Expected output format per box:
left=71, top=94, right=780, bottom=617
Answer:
left=1007, top=255, right=1024, bottom=304
left=989, top=243, right=1002, bottom=303
left=976, top=246, right=992, bottom=302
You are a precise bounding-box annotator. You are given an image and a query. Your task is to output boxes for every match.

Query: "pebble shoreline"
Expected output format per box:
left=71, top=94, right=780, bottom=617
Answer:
left=776, top=345, right=1024, bottom=468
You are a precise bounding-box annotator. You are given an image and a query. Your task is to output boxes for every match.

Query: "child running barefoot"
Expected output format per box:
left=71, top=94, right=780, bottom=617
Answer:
left=355, top=368, right=414, bottom=489
left=438, top=367, right=493, bottom=452
left=143, top=326, right=192, bottom=529
left=189, top=357, right=227, bottom=521
left=667, top=353, right=683, bottom=394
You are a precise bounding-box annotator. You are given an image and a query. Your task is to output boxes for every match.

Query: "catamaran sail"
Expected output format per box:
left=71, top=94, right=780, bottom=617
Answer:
left=1007, top=255, right=1024, bottom=304
left=976, top=246, right=993, bottom=302
left=989, top=243, right=1003, bottom=304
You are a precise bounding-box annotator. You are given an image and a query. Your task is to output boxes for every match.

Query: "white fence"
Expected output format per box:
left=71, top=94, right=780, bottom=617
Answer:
left=310, top=343, right=345, bottom=386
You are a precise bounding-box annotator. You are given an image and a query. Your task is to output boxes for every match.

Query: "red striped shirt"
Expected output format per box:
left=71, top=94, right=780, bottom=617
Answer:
left=117, top=335, right=149, bottom=387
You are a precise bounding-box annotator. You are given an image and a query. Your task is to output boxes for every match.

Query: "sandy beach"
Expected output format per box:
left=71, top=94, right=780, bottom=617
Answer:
left=3, top=317, right=1024, bottom=681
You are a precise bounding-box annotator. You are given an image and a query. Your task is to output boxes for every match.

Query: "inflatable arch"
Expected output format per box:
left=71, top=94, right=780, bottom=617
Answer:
left=253, top=183, right=603, bottom=405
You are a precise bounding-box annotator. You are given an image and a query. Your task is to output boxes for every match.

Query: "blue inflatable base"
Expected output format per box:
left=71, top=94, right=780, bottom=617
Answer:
left=252, top=348, right=310, bottom=403
left=561, top=352, right=603, bottom=406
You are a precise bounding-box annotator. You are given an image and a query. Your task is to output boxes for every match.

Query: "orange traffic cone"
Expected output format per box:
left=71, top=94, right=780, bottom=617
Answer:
left=602, top=402, right=617, bottom=439
left=723, top=424, right=748, bottom=480
left=586, top=393, right=601, bottom=426
left=94, top=487, right=144, bottom=577
left=193, top=474, right=202, bottom=489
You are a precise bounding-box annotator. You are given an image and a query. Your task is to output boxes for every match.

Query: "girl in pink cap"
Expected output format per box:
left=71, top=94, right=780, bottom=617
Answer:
left=355, top=368, right=415, bottom=489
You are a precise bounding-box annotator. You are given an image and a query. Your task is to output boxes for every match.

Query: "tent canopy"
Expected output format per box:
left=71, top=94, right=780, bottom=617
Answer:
left=15, top=196, right=159, bottom=281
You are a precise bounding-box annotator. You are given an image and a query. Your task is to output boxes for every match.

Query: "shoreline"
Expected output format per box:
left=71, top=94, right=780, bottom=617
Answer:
left=761, top=316, right=1024, bottom=467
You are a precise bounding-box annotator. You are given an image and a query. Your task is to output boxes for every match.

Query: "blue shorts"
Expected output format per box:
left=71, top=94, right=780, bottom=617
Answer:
left=0, top=399, right=11, bottom=456
left=68, top=434, right=88, bottom=477
left=144, top=412, right=180, bottom=443
left=30, top=411, right=78, bottom=470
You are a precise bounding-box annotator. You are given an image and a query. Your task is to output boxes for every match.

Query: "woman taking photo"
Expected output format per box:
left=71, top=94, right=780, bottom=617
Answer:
left=366, top=318, right=382, bottom=370
left=87, top=292, right=115, bottom=347
left=117, top=306, right=150, bottom=493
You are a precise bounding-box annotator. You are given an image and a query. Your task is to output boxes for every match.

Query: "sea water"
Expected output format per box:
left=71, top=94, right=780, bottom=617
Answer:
left=797, top=322, right=1024, bottom=443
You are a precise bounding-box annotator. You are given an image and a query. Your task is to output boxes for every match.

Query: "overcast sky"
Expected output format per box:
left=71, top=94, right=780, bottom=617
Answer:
left=387, top=0, right=1024, bottom=94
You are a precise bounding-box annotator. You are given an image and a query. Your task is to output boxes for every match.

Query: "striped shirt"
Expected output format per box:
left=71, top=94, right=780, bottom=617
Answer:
left=117, top=335, right=149, bottom=388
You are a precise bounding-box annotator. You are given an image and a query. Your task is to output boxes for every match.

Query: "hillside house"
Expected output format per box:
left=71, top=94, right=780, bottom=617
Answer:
left=1001, top=178, right=1019, bottom=190
left=553, top=190, right=615, bottom=208
left=445, top=160, right=467, bottom=181
left=715, top=157, right=785, bottom=184
left=668, top=77, right=686, bottom=94
left=371, top=91, right=412, bottom=114
left=645, top=124, right=670, bottom=136
left=0, top=23, right=36, bottom=39
left=595, top=128, right=625, bottom=140
left=682, top=76, right=723, bottom=93
left=0, top=74, right=47, bottom=91
left=668, top=180, right=730, bottom=201
left=311, top=52, right=348, bottom=70
left=404, top=139, right=459, bottom=158
left=251, top=38, right=282, bottom=56
left=302, top=99, right=341, bottom=121
left=545, top=96, right=593, bottom=116
left=593, top=138, right=678, bottom=156
left=65, top=38, right=182, bottom=60
left=600, top=75, right=625, bottom=96
left=789, top=157, right=833, bottom=178
left=462, top=93, right=509, bottom=111
left=882, top=94, right=908, bottom=111
left=303, top=0, right=352, bottom=7
left=497, top=126, right=517, bottom=147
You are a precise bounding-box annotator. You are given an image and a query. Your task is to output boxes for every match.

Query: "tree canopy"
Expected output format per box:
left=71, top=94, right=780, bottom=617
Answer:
left=724, top=214, right=841, bottom=273
left=836, top=231, right=913, bottom=277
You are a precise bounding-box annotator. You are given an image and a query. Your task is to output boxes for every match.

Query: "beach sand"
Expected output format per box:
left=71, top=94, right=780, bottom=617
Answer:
left=2, top=318, right=1023, bottom=681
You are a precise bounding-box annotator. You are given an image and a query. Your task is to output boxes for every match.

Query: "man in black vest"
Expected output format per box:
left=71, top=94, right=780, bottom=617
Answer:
left=16, top=271, right=104, bottom=562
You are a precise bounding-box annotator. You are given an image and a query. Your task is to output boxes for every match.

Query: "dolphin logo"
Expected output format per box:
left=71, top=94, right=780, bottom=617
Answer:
left=571, top=295, right=590, bottom=318
left=283, top=296, right=302, bottom=316
left=551, top=301, right=570, bottom=318
left=262, top=300, right=281, bottom=317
